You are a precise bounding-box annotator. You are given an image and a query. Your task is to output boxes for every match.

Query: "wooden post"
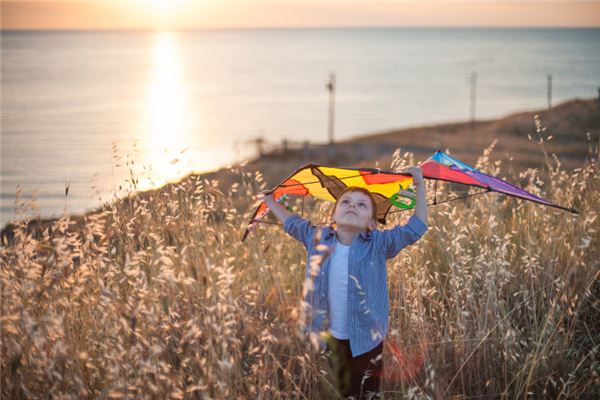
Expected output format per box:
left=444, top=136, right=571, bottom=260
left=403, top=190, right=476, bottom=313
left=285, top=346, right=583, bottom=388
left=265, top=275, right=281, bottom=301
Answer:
left=303, top=140, right=310, bottom=160
left=547, top=74, right=552, bottom=110
left=470, top=72, right=477, bottom=124
left=253, top=137, right=264, bottom=157
left=281, top=138, right=288, bottom=154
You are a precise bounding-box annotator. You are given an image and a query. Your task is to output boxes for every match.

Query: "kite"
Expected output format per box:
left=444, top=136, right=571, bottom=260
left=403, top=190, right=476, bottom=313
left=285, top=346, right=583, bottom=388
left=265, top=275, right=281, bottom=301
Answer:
left=242, top=150, right=578, bottom=241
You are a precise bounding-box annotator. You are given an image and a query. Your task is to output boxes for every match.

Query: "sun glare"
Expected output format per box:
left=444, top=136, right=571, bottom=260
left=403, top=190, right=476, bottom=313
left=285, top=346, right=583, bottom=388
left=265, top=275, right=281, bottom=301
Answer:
left=138, top=32, right=193, bottom=191
left=151, top=0, right=181, bottom=11
left=147, top=0, right=184, bottom=24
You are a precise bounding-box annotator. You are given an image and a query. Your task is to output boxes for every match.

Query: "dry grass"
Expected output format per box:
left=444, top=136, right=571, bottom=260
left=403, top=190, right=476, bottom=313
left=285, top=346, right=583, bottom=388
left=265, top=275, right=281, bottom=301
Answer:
left=2, top=130, right=599, bottom=399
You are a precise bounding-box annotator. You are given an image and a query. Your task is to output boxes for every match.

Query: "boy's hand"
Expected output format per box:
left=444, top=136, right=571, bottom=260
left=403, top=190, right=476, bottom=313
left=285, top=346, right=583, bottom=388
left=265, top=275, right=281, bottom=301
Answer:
left=257, top=190, right=274, bottom=203
left=257, top=190, right=293, bottom=223
left=403, top=166, right=428, bottom=226
left=404, top=166, right=424, bottom=186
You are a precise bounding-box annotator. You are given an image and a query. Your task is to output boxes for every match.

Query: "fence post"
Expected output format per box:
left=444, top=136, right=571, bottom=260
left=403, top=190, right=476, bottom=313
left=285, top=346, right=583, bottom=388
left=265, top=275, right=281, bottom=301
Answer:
left=303, top=140, right=310, bottom=160
left=470, top=72, right=477, bottom=124
left=282, top=138, right=288, bottom=155
left=547, top=74, right=552, bottom=110
left=253, top=136, right=265, bottom=157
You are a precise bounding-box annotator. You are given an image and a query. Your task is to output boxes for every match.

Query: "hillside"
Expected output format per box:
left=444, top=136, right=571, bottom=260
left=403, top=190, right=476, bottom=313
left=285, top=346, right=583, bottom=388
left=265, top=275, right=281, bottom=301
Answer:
left=2, top=97, right=598, bottom=238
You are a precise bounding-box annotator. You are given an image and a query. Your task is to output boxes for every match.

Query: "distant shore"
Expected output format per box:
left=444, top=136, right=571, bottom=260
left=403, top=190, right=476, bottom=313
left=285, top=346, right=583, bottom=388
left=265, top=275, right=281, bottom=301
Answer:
left=206, top=97, right=599, bottom=188
left=2, top=97, right=598, bottom=238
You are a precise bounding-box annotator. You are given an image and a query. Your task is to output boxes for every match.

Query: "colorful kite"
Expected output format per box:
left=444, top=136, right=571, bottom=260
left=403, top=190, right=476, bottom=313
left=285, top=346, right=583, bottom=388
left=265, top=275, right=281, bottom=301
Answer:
left=242, top=150, right=578, bottom=241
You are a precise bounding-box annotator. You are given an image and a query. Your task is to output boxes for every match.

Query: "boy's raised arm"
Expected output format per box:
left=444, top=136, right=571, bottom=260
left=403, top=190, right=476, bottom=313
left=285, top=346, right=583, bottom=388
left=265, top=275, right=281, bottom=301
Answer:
left=376, top=166, right=428, bottom=259
left=405, top=166, right=428, bottom=227
left=261, top=192, right=294, bottom=224
left=260, top=192, right=316, bottom=248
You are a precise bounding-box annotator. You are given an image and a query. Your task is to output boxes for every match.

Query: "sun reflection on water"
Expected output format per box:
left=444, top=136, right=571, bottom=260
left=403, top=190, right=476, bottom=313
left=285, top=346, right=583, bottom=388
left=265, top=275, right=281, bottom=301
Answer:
left=138, top=31, right=193, bottom=191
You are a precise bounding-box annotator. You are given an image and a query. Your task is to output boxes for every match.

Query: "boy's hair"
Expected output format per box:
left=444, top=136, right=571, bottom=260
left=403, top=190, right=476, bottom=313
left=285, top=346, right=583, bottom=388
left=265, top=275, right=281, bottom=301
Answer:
left=331, top=186, right=378, bottom=222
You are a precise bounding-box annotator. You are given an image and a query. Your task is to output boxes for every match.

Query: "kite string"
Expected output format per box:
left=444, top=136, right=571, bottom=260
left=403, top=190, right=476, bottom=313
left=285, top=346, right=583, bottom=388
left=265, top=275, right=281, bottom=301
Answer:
left=299, top=195, right=305, bottom=272
left=256, top=220, right=283, bottom=226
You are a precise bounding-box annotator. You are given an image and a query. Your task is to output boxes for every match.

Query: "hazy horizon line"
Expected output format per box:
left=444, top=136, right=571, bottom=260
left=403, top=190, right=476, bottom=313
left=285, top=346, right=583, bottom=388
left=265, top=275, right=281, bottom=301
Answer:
left=3, top=25, right=600, bottom=33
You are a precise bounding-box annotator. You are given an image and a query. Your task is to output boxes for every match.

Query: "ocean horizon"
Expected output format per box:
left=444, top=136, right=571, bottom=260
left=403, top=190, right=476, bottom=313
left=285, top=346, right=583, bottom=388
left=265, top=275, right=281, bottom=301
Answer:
left=2, top=27, right=600, bottom=225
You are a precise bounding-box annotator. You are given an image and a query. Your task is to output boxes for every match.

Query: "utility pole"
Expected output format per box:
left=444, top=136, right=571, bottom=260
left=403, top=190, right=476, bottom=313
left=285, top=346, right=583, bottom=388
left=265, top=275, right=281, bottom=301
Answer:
left=547, top=74, right=552, bottom=110
left=327, top=72, right=336, bottom=145
left=470, top=72, right=477, bottom=124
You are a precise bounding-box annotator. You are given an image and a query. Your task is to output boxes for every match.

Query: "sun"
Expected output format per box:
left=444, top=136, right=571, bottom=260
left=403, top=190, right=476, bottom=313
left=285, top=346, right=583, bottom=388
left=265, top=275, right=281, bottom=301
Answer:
left=146, top=0, right=184, bottom=27
left=150, top=0, right=182, bottom=12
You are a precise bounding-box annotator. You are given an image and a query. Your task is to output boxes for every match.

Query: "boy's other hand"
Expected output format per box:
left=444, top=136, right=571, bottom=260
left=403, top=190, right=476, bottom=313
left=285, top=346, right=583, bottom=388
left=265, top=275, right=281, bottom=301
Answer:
left=404, top=166, right=424, bottom=185
left=257, top=190, right=274, bottom=203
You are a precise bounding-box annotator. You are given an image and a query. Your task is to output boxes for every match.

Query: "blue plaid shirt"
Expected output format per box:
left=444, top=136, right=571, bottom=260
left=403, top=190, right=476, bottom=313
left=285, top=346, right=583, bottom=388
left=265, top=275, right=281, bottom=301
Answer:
left=284, top=214, right=428, bottom=356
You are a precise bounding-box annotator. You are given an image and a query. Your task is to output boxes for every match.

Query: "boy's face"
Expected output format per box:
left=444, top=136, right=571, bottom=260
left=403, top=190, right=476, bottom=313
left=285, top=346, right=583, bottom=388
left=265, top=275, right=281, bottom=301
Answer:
left=332, top=191, right=377, bottom=232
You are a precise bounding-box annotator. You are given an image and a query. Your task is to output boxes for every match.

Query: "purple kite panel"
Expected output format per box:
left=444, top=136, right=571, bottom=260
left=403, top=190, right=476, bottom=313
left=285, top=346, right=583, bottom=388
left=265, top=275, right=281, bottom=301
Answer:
left=465, top=170, right=555, bottom=207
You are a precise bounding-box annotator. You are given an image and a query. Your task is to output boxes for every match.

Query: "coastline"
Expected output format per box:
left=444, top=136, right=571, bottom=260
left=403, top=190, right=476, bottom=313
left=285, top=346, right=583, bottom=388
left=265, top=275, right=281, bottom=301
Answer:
left=230, top=97, right=599, bottom=186
left=2, top=97, right=598, bottom=239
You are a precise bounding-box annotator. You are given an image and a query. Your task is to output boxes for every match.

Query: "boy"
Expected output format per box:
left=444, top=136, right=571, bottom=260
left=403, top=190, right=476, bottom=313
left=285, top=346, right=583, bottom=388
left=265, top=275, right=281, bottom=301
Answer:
left=261, top=166, right=428, bottom=399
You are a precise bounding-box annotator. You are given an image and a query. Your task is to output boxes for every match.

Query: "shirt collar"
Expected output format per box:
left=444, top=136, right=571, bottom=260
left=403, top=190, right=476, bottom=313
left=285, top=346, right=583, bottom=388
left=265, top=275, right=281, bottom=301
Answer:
left=322, top=226, right=373, bottom=242
left=358, top=230, right=373, bottom=240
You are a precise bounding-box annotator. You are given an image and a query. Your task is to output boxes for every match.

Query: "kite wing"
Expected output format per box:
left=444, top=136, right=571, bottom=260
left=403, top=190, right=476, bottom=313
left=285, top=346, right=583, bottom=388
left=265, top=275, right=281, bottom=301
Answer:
left=242, top=164, right=414, bottom=241
left=242, top=151, right=577, bottom=241
left=421, top=151, right=577, bottom=213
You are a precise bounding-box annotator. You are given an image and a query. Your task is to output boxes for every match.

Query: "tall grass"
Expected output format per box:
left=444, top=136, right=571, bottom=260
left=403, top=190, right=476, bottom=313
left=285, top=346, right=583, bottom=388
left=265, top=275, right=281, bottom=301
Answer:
left=2, top=136, right=599, bottom=399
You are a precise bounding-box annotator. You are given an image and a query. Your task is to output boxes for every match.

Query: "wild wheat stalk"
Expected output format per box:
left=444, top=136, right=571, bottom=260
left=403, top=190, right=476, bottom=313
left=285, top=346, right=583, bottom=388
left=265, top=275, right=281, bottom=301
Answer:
left=1, top=135, right=598, bottom=399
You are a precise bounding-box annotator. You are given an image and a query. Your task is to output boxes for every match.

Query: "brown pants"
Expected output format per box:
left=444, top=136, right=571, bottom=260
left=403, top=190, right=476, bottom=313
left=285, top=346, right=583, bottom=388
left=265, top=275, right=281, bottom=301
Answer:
left=325, top=336, right=384, bottom=399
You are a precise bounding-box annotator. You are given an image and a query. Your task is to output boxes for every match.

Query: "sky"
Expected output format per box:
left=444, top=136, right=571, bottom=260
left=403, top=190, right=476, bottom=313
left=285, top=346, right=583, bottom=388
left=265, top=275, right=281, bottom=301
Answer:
left=2, top=0, right=600, bottom=30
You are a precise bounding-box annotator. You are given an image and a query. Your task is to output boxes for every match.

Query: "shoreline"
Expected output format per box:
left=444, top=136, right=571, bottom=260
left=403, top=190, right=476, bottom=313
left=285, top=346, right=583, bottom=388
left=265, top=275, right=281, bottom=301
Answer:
left=238, top=97, right=599, bottom=186
left=2, top=97, right=598, bottom=238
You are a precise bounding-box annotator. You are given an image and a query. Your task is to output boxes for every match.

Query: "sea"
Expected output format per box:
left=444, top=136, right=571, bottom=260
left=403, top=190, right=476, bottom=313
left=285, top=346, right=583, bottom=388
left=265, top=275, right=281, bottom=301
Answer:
left=2, top=28, right=600, bottom=225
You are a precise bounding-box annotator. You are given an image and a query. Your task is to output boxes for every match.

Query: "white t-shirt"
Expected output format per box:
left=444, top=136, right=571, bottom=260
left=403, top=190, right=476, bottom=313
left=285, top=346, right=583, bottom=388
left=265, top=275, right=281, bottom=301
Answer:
left=328, top=239, right=350, bottom=339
